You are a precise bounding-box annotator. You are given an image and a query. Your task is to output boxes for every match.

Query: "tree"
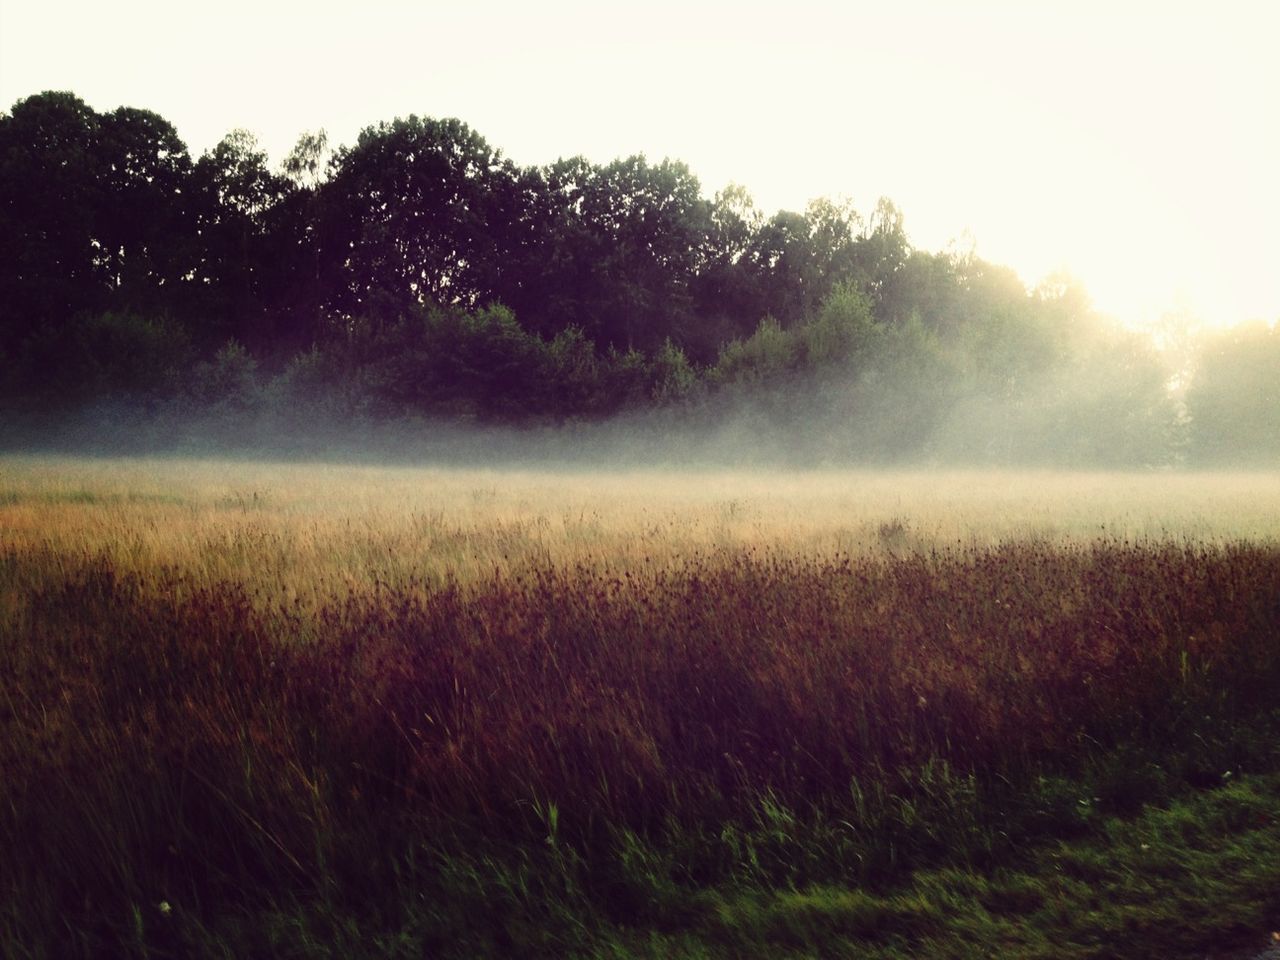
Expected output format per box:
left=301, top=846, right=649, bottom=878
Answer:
left=0, top=92, right=108, bottom=351
left=507, top=154, right=712, bottom=353
left=876, top=250, right=959, bottom=329
left=322, top=116, right=525, bottom=320
left=741, top=209, right=822, bottom=326
left=190, top=129, right=292, bottom=346
left=95, top=106, right=196, bottom=313
left=688, top=183, right=768, bottom=355
left=0, top=93, right=200, bottom=375
left=852, top=197, right=909, bottom=320
left=272, top=129, right=333, bottom=350
left=282, top=129, right=330, bottom=191
left=1186, top=321, right=1280, bottom=463
left=735, top=198, right=864, bottom=330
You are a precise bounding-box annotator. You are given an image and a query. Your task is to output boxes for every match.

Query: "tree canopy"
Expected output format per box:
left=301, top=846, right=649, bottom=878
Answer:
left=1, top=89, right=1265, bottom=465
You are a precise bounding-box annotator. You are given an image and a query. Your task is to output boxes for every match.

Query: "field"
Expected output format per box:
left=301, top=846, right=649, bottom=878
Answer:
left=3, top=456, right=1280, bottom=958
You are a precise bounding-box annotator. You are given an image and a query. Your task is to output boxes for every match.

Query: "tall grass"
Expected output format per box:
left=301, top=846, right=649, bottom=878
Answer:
left=2, top=458, right=1279, bottom=957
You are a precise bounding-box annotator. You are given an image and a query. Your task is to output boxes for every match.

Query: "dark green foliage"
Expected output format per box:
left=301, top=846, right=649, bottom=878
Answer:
left=319, top=116, right=524, bottom=318
left=509, top=154, right=712, bottom=353
left=0, top=92, right=112, bottom=347
left=0, top=90, right=1261, bottom=463
left=5, top=311, right=191, bottom=404
left=263, top=304, right=672, bottom=426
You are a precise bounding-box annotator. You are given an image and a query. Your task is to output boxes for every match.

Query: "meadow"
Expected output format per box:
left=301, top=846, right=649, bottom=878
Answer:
left=2, top=456, right=1279, bottom=958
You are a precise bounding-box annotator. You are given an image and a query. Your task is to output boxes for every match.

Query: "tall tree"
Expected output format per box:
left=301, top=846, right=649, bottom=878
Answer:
left=740, top=208, right=827, bottom=326
left=272, top=129, right=333, bottom=350
left=1186, top=321, right=1280, bottom=463
left=852, top=197, right=909, bottom=319
left=688, top=183, right=767, bottom=355
left=96, top=106, right=195, bottom=312
left=509, top=154, right=711, bottom=352
left=0, top=94, right=200, bottom=368
left=191, top=129, right=292, bottom=346
left=322, top=116, right=524, bottom=320
left=0, top=92, right=108, bottom=351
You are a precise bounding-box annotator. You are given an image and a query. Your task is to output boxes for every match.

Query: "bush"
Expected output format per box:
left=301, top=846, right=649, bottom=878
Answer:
left=11, top=311, right=191, bottom=405
left=183, top=340, right=262, bottom=414
left=650, top=339, right=701, bottom=405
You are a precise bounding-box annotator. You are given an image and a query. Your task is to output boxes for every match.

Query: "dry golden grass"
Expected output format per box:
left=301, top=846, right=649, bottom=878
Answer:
left=3, top=455, right=1278, bottom=604
left=4, top=455, right=1280, bottom=958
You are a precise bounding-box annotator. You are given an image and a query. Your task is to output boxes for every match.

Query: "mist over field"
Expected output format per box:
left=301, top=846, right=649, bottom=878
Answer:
left=6, top=455, right=1280, bottom=547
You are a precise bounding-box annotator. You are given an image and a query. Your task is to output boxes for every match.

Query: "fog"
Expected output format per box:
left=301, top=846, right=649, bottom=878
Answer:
left=10, top=312, right=1280, bottom=473
left=0, top=374, right=1255, bottom=473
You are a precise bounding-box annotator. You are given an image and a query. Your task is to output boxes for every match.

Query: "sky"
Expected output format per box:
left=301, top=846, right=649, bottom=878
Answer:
left=1, top=0, right=1277, bottom=330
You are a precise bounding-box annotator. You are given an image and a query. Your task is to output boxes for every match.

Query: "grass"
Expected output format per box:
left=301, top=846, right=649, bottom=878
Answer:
left=2, top=456, right=1279, bottom=957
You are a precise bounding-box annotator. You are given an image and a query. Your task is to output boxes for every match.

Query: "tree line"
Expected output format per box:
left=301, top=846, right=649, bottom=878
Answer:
left=1, top=91, right=1274, bottom=463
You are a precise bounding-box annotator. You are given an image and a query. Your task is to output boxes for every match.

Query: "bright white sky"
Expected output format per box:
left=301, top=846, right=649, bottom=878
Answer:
left=2, top=0, right=1277, bottom=329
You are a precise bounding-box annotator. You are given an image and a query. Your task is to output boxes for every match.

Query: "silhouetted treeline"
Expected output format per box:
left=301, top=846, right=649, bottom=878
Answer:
left=1, top=91, right=1274, bottom=463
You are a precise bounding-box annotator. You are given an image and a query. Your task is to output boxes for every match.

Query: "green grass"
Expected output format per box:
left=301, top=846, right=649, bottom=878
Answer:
left=36, top=772, right=1272, bottom=959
